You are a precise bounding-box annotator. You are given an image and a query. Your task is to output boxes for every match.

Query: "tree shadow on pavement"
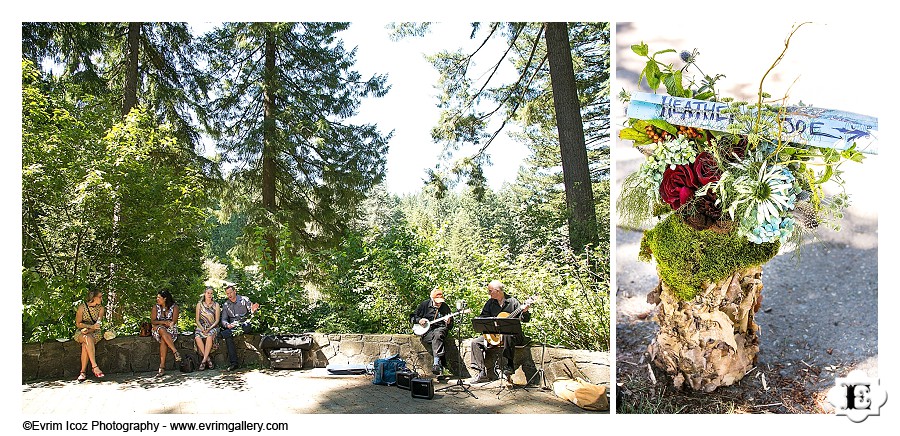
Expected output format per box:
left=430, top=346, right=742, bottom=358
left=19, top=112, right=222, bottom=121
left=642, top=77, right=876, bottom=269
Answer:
left=22, top=366, right=603, bottom=413
left=287, top=373, right=595, bottom=414
left=22, top=368, right=254, bottom=393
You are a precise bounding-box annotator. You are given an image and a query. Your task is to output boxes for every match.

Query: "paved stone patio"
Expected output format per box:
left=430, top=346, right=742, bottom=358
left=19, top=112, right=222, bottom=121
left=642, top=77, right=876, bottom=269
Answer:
left=22, top=367, right=605, bottom=414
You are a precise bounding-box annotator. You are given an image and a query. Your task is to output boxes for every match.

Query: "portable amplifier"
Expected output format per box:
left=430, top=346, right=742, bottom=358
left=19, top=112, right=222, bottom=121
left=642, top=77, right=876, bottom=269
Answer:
left=410, top=378, right=434, bottom=399
left=396, top=369, right=417, bottom=390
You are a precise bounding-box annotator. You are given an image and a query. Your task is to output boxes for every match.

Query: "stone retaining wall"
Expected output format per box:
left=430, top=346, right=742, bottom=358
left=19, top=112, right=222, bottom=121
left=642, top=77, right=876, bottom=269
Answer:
left=22, top=334, right=609, bottom=387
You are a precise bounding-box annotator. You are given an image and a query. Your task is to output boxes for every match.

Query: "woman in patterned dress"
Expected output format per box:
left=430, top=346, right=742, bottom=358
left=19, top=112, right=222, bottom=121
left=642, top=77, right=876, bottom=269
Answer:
left=151, top=290, right=180, bottom=377
left=194, top=286, right=220, bottom=370
left=74, top=290, right=105, bottom=382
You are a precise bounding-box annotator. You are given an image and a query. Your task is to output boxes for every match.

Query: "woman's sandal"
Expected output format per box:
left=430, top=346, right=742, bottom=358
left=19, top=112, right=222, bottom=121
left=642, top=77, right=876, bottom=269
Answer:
left=174, top=351, right=182, bottom=362
left=92, top=365, right=105, bottom=378
left=77, top=372, right=86, bottom=382
left=154, top=367, right=165, bottom=377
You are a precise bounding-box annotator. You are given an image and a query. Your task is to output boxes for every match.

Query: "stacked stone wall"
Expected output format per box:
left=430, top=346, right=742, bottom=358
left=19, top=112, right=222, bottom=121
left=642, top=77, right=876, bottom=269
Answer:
left=23, top=334, right=609, bottom=388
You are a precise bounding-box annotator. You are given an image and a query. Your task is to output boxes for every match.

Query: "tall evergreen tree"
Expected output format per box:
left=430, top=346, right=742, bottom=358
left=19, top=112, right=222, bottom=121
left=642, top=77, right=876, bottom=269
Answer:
left=24, top=22, right=209, bottom=147
left=22, top=22, right=108, bottom=93
left=198, top=22, right=391, bottom=268
left=105, top=22, right=209, bottom=146
left=545, top=22, right=598, bottom=250
left=420, top=22, right=607, bottom=251
left=512, top=22, right=611, bottom=247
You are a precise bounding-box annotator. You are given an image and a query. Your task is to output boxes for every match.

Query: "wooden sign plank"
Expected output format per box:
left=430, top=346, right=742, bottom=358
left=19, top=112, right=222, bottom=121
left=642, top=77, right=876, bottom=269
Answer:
left=626, top=92, right=879, bottom=154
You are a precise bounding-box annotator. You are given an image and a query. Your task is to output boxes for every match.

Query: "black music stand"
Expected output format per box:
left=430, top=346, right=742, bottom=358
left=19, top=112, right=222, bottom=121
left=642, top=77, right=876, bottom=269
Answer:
left=472, top=317, right=523, bottom=398
left=523, top=329, right=550, bottom=391
left=435, top=303, right=476, bottom=399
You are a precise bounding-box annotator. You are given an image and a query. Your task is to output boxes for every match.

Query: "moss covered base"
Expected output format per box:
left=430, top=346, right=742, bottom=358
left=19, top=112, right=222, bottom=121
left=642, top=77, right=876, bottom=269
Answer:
left=648, top=266, right=764, bottom=392
left=640, top=214, right=779, bottom=301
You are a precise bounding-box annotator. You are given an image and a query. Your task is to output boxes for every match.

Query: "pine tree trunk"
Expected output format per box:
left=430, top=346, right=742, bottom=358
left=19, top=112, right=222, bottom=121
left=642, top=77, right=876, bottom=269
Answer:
left=122, top=22, right=140, bottom=117
left=262, top=29, right=278, bottom=270
left=545, top=22, right=598, bottom=252
left=112, top=22, right=141, bottom=325
left=647, top=266, right=764, bottom=392
left=111, top=22, right=141, bottom=323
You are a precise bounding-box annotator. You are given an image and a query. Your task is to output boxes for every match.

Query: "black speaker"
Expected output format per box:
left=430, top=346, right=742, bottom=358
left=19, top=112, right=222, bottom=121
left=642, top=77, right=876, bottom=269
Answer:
left=396, top=369, right=417, bottom=390
left=410, top=378, right=434, bottom=399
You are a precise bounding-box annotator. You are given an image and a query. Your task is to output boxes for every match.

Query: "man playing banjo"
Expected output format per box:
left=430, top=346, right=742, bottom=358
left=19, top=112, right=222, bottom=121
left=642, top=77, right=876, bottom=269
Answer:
left=412, top=287, right=454, bottom=376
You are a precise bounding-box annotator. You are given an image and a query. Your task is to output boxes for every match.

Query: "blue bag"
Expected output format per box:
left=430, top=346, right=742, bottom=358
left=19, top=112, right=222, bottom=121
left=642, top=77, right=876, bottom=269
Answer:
left=372, top=354, right=406, bottom=386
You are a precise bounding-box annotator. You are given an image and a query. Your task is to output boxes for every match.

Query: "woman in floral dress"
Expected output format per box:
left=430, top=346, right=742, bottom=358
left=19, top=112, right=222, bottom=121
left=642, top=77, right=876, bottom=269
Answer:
left=194, top=286, right=220, bottom=370
left=151, top=290, right=180, bottom=376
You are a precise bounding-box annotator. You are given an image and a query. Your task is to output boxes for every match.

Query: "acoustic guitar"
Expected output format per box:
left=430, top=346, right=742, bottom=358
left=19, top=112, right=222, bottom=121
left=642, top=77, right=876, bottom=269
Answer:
left=412, top=308, right=471, bottom=336
left=484, top=295, right=538, bottom=346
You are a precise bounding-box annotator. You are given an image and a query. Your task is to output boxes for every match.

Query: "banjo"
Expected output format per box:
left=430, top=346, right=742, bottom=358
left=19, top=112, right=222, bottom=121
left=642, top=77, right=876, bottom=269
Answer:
left=413, top=308, right=471, bottom=336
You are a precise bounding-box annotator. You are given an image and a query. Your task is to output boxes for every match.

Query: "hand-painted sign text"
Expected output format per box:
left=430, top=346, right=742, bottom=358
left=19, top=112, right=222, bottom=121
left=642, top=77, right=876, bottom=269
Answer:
left=626, top=92, right=878, bottom=154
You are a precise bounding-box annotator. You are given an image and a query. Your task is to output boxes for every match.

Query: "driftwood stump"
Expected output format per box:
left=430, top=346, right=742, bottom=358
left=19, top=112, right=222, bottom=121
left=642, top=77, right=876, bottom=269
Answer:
left=647, top=265, right=763, bottom=392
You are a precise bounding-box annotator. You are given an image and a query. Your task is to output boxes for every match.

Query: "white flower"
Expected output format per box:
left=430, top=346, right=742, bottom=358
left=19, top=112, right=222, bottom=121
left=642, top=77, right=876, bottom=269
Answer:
left=713, top=150, right=799, bottom=244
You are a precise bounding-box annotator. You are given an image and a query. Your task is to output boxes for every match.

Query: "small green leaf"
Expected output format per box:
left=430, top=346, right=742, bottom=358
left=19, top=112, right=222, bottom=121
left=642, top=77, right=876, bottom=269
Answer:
left=821, top=148, right=840, bottom=163
left=632, top=43, right=649, bottom=57
left=663, top=71, right=685, bottom=97
left=647, top=119, right=677, bottom=135
left=632, top=120, right=651, bottom=129
left=645, top=61, right=661, bottom=90
left=674, top=70, right=685, bottom=96
left=842, top=147, right=865, bottom=163
left=619, top=127, right=651, bottom=143
left=813, top=165, right=833, bottom=184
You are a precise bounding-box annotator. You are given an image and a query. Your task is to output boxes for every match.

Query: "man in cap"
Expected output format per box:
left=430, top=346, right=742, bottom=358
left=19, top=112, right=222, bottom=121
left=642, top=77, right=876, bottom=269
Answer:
left=412, top=287, right=454, bottom=375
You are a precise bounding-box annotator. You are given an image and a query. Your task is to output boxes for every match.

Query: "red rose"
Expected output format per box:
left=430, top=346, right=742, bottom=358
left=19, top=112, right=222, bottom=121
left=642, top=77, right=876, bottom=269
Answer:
left=660, top=164, right=700, bottom=210
left=693, top=152, right=721, bottom=185
left=723, top=136, right=747, bottom=162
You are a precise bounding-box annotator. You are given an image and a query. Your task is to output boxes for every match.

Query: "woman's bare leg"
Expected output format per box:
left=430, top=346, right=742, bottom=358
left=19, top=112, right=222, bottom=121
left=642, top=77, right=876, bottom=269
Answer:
left=84, top=334, right=98, bottom=368
left=204, top=335, right=215, bottom=362
left=80, top=344, right=89, bottom=373
left=156, top=327, right=169, bottom=369
left=194, top=336, right=204, bottom=359
left=160, top=329, right=178, bottom=359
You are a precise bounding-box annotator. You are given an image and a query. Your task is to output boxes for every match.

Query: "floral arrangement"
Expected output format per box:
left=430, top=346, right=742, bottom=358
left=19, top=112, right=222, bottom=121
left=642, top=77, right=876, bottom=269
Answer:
left=618, top=36, right=872, bottom=250
left=616, top=30, right=877, bottom=302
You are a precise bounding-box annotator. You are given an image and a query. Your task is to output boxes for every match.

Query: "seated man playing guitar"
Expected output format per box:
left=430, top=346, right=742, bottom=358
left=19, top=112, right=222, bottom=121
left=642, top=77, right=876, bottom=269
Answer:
left=412, top=287, right=454, bottom=375
left=468, top=280, right=534, bottom=383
